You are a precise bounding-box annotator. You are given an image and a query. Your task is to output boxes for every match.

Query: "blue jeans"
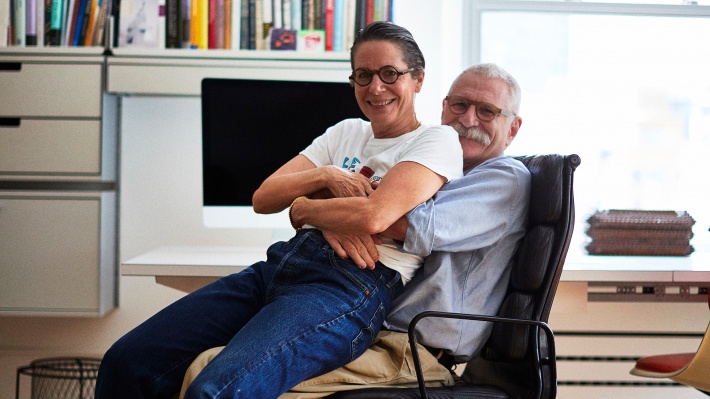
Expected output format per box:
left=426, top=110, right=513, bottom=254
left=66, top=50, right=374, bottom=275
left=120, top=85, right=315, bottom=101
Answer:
left=95, top=230, right=403, bottom=399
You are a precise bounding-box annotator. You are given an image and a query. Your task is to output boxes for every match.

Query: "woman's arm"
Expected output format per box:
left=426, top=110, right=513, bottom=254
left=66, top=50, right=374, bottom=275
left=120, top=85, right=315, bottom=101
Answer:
left=290, top=161, right=446, bottom=235
left=252, top=154, right=374, bottom=214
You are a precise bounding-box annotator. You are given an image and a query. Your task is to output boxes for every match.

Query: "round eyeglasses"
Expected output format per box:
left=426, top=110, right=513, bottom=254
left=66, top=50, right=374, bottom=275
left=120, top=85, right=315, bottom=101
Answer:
left=444, top=95, right=516, bottom=122
left=349, top=66, right=418, bottom=87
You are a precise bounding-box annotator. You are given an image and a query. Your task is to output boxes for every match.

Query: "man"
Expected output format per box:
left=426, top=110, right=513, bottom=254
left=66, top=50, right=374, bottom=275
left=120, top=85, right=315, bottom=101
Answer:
left=288, top=63, right=530, bottom=395
left=180, top=63, right=530, bottom=397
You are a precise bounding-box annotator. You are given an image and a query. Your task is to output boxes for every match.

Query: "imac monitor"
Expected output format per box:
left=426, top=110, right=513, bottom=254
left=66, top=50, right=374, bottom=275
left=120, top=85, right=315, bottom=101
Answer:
left=201, top=78, right=367, bottom=230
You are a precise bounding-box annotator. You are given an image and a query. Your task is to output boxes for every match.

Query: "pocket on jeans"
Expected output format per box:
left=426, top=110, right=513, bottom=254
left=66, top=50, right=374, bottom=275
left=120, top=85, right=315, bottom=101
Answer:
left=350, top=302, right=386, bottom=361
left=328, top=252, right=377, bottom=295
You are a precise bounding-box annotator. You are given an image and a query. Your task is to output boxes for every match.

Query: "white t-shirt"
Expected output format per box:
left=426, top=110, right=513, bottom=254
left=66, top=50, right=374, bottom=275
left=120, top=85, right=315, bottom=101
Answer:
left=300, top=118, right=463, bottom=283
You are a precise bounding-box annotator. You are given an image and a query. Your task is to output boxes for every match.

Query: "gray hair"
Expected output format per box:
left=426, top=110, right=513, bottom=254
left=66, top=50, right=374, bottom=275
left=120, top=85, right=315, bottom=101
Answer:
left=450, top=63, right=521, bottom=116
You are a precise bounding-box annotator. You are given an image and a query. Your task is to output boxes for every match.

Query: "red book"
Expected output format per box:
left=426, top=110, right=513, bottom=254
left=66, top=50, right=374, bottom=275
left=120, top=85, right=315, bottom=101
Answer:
left=208, top=0, right=217, bottom=48
left=325, top=0, right=334, bottom=51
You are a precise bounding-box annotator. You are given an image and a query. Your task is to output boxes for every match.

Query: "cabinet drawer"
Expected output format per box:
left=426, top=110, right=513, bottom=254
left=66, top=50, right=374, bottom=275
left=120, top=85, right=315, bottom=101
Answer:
left=0, top=191, right=116, bottom=316
left=0, top=119, right=101, bottom=176
left=0, top=62, right=102, bottom=117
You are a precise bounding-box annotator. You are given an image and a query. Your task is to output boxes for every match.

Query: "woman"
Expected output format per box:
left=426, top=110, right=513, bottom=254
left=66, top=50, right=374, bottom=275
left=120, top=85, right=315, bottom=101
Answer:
left=95, top=22, right=462, bottom=399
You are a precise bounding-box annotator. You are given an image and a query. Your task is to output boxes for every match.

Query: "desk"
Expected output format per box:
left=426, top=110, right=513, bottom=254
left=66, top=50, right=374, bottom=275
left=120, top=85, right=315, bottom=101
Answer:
left=122, top=246, right=710, bottom=302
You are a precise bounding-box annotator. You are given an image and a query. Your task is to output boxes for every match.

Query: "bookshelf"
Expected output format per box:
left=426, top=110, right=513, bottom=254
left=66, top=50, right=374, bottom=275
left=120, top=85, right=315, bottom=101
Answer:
left=107, top=48, right=352, bottom=95
left=3, top=0, right=392, bottom=53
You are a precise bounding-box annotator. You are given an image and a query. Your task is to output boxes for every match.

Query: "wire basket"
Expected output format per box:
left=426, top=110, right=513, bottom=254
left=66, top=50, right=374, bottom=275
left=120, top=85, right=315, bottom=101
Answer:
left=16, top=358, right=101, bottom=399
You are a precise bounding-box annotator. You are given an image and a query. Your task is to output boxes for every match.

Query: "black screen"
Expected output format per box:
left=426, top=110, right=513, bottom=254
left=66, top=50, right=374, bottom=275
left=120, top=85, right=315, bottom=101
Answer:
left=202, top=78, right=367, bottom=206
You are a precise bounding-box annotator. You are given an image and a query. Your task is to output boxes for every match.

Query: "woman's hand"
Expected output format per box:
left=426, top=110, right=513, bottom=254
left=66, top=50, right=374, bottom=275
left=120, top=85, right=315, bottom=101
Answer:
left=324, top=166, right=375, bottom=198
left=323, top=230, right=382, bottom=269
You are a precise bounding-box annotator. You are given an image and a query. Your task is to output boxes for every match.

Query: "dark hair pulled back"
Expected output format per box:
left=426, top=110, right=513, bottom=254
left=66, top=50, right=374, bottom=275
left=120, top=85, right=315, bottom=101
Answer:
left=350, top=21, right=425, bottom=76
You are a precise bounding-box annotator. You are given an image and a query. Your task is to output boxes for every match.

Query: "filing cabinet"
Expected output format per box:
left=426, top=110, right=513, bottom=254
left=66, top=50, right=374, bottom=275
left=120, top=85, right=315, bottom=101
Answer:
left=0, top=50, right=117, bottom=316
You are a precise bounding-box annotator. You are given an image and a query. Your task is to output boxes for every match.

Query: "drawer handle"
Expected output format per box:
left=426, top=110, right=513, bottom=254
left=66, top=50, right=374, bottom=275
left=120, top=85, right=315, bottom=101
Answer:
left=0, top=118, right=21, bottom=127
left=0, top=62, right=22, bottom=71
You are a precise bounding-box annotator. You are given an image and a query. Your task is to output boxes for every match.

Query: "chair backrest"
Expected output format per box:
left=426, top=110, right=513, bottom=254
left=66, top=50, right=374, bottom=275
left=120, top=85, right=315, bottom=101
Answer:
left=463, top=154, right=580, bottom=399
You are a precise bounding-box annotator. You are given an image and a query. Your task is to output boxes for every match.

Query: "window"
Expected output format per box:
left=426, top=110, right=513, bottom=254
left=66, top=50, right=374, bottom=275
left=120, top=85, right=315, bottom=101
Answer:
left=466, top=0, right=710, bottom=254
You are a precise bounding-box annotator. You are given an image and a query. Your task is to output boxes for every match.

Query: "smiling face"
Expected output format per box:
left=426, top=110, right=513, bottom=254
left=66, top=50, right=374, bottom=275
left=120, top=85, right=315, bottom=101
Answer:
left=442, top=72, right=522, bottom=171
left=351, top=40, right=424, bottom=138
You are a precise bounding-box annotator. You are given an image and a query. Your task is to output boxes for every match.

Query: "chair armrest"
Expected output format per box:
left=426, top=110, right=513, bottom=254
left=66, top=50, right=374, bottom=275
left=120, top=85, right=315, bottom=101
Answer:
left=407, top=311, right=557, bottom=399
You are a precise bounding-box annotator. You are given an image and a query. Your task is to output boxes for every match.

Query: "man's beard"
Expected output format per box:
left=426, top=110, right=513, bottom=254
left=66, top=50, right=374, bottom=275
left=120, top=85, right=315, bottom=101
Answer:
left=452, top=122, right=491, bottom=146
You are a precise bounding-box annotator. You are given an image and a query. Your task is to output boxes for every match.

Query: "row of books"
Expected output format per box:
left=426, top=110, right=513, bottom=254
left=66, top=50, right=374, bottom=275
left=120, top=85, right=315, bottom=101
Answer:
left=118, top=0, right=392, bottom=51
left=2, top=0, right=391, bottom=49
left=2, top=0, right=113, bottom=46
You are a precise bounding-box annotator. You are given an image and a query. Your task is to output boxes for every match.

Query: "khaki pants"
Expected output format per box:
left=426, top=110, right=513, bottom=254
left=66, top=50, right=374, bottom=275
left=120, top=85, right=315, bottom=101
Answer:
left=180, top=330, right=455, bottom=399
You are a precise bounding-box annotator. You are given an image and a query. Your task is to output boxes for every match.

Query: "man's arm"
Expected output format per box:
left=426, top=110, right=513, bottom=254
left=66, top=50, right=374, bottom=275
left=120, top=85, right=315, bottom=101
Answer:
left=404, top=160, right=531, bottom=256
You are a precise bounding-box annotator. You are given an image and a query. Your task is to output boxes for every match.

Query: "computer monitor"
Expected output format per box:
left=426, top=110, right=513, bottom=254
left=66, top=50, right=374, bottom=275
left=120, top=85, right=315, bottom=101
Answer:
left=201, top=78, right=367, bottom=234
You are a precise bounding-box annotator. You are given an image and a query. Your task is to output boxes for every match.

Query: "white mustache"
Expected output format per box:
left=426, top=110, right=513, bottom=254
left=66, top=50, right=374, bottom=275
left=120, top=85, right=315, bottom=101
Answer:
left=452, top=122, right=491, bottom=146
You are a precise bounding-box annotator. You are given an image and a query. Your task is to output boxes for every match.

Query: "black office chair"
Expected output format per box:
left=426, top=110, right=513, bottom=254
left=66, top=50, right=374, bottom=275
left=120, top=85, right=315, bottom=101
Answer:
left=327, top=153, right=580, bottom=399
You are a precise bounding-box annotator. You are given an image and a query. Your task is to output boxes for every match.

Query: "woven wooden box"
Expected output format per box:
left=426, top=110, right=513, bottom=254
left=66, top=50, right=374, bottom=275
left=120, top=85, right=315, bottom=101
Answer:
left=585, top=210, right=695, bottom=256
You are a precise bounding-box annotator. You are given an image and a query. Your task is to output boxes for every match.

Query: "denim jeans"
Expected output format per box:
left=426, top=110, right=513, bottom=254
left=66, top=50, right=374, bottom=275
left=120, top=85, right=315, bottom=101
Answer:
left=95, top=229, right=403, bottom=399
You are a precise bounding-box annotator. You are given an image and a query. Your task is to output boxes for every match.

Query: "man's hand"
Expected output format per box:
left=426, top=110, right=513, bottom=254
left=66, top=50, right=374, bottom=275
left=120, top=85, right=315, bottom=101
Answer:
left=323, top=230, right=382, bottom=270
left=324, top=166, right=375, bottom=198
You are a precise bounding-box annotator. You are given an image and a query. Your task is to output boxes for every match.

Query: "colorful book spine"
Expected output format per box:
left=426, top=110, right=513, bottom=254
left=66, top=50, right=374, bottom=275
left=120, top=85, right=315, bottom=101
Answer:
left=181, top=0, right=190, bottom=47
left=324, top=0, right=332, bottom=51
left=239, top=0, right=249, bottom=49
left=223, top=0, right=230, bottom=48
left=207, top=0, right=215, bottom=47
left=290, top=0, right=300, bottom=31
left=14, top=0, right=26, bottom=45
left=82, top=0, right=99, bottom=45
left=332, top=0, right=342, bottom=52
left=198, top=0, right=207, bottom=48
left=49, top=0, right=62, bottom=44
left=166, top=0, right=182, bottom=47
left=26, top=0, right=37, bottom=45
left=68, top=0, right=85, bottom=45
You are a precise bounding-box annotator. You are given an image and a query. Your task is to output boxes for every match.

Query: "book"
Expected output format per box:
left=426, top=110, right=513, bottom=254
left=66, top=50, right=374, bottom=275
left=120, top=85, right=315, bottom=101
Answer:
left=35, top=0, right=44, bottom=45
left=14, top=0, right=27, bottom=45
left=0, top=0, right=9, bottom=46
left=49, top=0, right=63, bottom=45
left=189, top=0, right=198, bottom=47
left=78, top=0, right=92, bottom=44
left=344, top=0, right=355, bottom=50
left=223, top=0, right=230, bottom=48
left=26, top=0, right=38, bottom=45
left=181, top=0, right=189, bottom=46
left=207, top=0, right=215, bottom=47
left=83, top=0, right=100, bottom=45
left=324, top=0, right=332, bottom=51
left=157, top=0, right=165, bottom=47
left=289, top=0, right=300, bottom=31
left=165, top=0, right=182, bottom=47
left=68, top=0, right=86, bottom=45
left=246, top=0, right=254, bottom=48
left=332, top=0, right=342, bottom=51
left=91, top=0, right=110, bottom=45
left=269, top=26, right=294, bottom=49
left=239, top=0, right=248, bottom=48
left=60, top=0, right=74, bottom=44
left=297, top=28, right=322, bottom=51
left=281, top=0, right=289, bottom=29
left=198, top=0, right=207, bottom=48
left=214, top=0, right=223, bottom=48
left=118, top=0, right=160, bottom=47
left=43, top=0, right=52, bottom=44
